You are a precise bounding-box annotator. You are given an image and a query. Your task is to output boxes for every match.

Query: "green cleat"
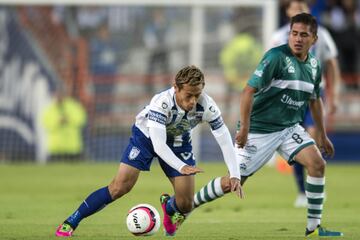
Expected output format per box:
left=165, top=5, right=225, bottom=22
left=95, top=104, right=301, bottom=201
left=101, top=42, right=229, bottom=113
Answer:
left=306, top=225, right=343, bottom=237
left=171, top=212, right=186, bottom=230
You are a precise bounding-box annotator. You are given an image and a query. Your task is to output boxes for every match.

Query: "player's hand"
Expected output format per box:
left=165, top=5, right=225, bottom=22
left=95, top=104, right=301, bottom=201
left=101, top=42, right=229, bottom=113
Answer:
left=327, top=101, right=337, bottom=116
left=230, top=177, right=244, bottom=199
left=235, top=127, right=248, bottom=148
left=318, top=135, right=335, bottom=158
left=180, top=165, right=204, bottom=175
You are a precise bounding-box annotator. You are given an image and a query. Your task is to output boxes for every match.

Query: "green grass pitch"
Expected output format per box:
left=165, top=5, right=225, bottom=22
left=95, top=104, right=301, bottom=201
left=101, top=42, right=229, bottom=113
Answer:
left=0, top=162, right=359, bottom=239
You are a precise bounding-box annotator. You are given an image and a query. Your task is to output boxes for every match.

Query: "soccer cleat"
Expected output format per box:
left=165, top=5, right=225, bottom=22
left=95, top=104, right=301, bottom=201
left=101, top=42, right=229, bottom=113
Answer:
left=160, top=194, right=176, bottom=236
left=171, top=211, right=186, bottom=230
left=294, top=193, right=307, bottom=208
left=305, top=225, right=343, bottom=237
left=55, top=223, right=74, bottom=237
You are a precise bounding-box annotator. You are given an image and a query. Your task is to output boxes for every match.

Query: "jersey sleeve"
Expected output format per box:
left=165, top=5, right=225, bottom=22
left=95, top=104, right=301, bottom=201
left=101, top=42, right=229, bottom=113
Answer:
left=318, top=27, right=338, bottom=61
left=247, top=49, right=281, bottom=90
left=146, top=95, right=171, bottom=128
left=202, top=95, right=224, bottom=131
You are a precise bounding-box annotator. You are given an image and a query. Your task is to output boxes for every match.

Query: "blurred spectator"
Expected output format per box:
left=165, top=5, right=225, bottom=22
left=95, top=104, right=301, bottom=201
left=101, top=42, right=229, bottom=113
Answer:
left=321, top=0, right=360, bottom=89
left=279, top=0, right=291, bottom=26
left=220, top=33, right=262, bottom=120
left=77, top=6, right=107, bottom=37
left=220, top=9, right=262, bottom=121
left=51, top=6, right=79, bottom=39
left=42, top=88, right=87, bottom=162
left=89, top=23, right=118, bottom=75
left=89, top=23, right=120, bottom=114
left=143, top=8, right=170, bottom=95
left=308, top=0, right=327, bottom=22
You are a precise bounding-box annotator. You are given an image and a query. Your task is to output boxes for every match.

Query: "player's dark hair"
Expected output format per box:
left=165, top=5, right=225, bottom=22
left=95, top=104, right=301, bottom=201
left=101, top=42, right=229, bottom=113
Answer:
left=290, top=12, right=318, bottom=36
left=175, top=65, right=205, bottom=89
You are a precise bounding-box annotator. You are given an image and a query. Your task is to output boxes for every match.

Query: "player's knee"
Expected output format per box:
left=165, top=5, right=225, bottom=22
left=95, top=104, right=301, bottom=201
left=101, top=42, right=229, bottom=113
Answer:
left=308, top=157, right=326, bottom=177
left=221, top=176, right=231, bottom=193
left=109, top=180, right=133, bottom=200
left=315, top=158, right=326, bottom=172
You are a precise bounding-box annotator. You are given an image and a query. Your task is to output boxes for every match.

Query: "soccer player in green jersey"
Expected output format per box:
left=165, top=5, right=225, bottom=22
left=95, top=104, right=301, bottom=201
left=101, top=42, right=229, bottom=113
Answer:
left=192, top=13, right=343, bottom=237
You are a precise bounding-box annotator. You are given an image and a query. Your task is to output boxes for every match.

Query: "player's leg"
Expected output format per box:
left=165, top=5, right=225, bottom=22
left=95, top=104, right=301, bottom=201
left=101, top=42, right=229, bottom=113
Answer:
left=193, top=175, right=248, bottom=208
left=293, top=162, right=307, bottom=208
left=279, top=124, right=342, bottom=237
left=159, top=175, right=194, bottom=236
left=193, top=131, right=280, bottom=209
left=293, top=108, right=314, bottom=208
left=294, top=145, right=325, bottom=228
left=158, top=151, right=196, bottom=236
left=193, top=176, right=225, bottom=208
left=295, top=146, right=342, bottom=236
left=56, top=163, right=140, bottom=237
left=56, top=126, right=153, bottom=237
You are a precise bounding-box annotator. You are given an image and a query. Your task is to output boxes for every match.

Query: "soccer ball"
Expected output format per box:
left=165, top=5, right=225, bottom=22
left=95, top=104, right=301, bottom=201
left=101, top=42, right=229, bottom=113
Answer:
left=126, top=203, right=161, bottom=236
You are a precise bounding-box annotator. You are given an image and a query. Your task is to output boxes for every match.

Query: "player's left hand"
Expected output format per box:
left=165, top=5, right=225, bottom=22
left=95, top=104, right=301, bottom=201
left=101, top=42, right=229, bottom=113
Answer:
left=318, top=136, right=335, bottom=158
left=180, top=165, right=204, bottom=175
left=327, top=101, right=337, bottom=116
left=230, top=177, right=244, bottom=199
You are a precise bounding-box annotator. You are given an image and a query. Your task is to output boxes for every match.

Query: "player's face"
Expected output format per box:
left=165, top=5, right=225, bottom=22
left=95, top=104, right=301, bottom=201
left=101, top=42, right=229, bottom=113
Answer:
left=174, top=83, right=203, bottom=111
left=288, top=22, right=317, bottom=61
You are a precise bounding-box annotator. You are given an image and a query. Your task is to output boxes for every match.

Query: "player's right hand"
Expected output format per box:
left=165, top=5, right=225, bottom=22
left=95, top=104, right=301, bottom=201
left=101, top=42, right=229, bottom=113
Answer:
left=180, top=165, right=204, bottom=175
left=230, top=177, right=245, bottom=199
left=235, top=127, right=248, bottom=148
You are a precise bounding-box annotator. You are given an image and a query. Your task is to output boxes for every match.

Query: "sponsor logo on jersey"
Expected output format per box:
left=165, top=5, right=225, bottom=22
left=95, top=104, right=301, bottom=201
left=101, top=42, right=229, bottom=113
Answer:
left=288, top=66, right=295, bottom=73
left=281, top=94, right=305, bottom=109
left=254, top=69, right=263, bottom=77
left=162, top=102, right=168, bottom=109
left=310, top=58, right=317, bottom=68
left=285, top=56, right=295, bottom=74
left=209, top=106, right=216, bottom=113
left=148, top=110, right=167, bottom=125
left=180, top=152, right=192, bottom=160
left=129, top=147, right=140, bottom=160
left=209, top=116, right=224, bottom=130
left=262, top=59, right=270, bottom=67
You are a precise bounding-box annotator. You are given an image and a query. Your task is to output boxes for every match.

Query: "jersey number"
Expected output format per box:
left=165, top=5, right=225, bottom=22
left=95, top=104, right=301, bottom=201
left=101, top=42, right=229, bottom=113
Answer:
left=292, top=133, right=303, bottom=144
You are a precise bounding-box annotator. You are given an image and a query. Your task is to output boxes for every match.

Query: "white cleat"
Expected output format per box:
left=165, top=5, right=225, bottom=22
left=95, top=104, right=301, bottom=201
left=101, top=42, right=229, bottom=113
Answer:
left=294, top=193, right=307, bottom=208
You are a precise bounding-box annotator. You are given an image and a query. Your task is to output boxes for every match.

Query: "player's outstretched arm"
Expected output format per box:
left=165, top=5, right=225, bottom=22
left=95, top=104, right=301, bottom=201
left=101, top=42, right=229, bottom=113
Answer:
left=236, top=85, right=256, bottom=148
left=211, top=124, right=241, bottom=181
left=149, top=126, right=190, bottom=173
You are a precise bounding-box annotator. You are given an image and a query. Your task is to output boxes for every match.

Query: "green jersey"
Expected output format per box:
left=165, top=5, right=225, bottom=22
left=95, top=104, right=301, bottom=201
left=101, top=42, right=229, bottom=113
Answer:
left=246, top=44, right=321, bottom=133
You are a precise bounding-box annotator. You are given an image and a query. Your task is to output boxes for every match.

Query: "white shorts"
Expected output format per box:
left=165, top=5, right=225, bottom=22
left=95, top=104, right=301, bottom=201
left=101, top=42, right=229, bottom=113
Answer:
left=236, top=124, right=315, bottom=176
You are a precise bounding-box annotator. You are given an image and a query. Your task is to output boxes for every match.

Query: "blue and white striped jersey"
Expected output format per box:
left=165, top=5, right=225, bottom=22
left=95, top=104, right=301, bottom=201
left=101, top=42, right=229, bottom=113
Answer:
left=135, top=87, right=224, bottom=149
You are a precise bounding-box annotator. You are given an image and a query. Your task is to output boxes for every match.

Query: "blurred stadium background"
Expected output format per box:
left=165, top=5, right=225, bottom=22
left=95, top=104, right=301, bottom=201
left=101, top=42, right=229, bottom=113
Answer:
left=0, top=0, right=359, bottom=164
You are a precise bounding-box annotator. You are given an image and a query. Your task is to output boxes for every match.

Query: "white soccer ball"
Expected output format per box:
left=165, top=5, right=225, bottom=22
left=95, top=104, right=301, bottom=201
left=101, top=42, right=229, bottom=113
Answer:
left=126, top=203, right=161, bottom=236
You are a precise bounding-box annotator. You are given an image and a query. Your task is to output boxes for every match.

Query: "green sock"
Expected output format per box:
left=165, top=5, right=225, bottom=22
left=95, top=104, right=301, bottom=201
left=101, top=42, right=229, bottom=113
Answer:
left=305, top=176, right=325, bottom=231
left=194, top=177, right=224, bottom=208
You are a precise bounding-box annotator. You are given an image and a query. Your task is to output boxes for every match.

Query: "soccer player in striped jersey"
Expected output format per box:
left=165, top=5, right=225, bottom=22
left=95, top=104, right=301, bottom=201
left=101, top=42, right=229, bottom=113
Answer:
left=269, top=0, right=341, bottom=208
left=193, top=13, right=342, bottom=237
left=55, top=65, right=244, bottom=237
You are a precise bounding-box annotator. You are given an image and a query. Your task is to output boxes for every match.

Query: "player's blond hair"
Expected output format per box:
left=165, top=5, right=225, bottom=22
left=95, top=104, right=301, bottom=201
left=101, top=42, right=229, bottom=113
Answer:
left=175, top=65, right=205, bottom=89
